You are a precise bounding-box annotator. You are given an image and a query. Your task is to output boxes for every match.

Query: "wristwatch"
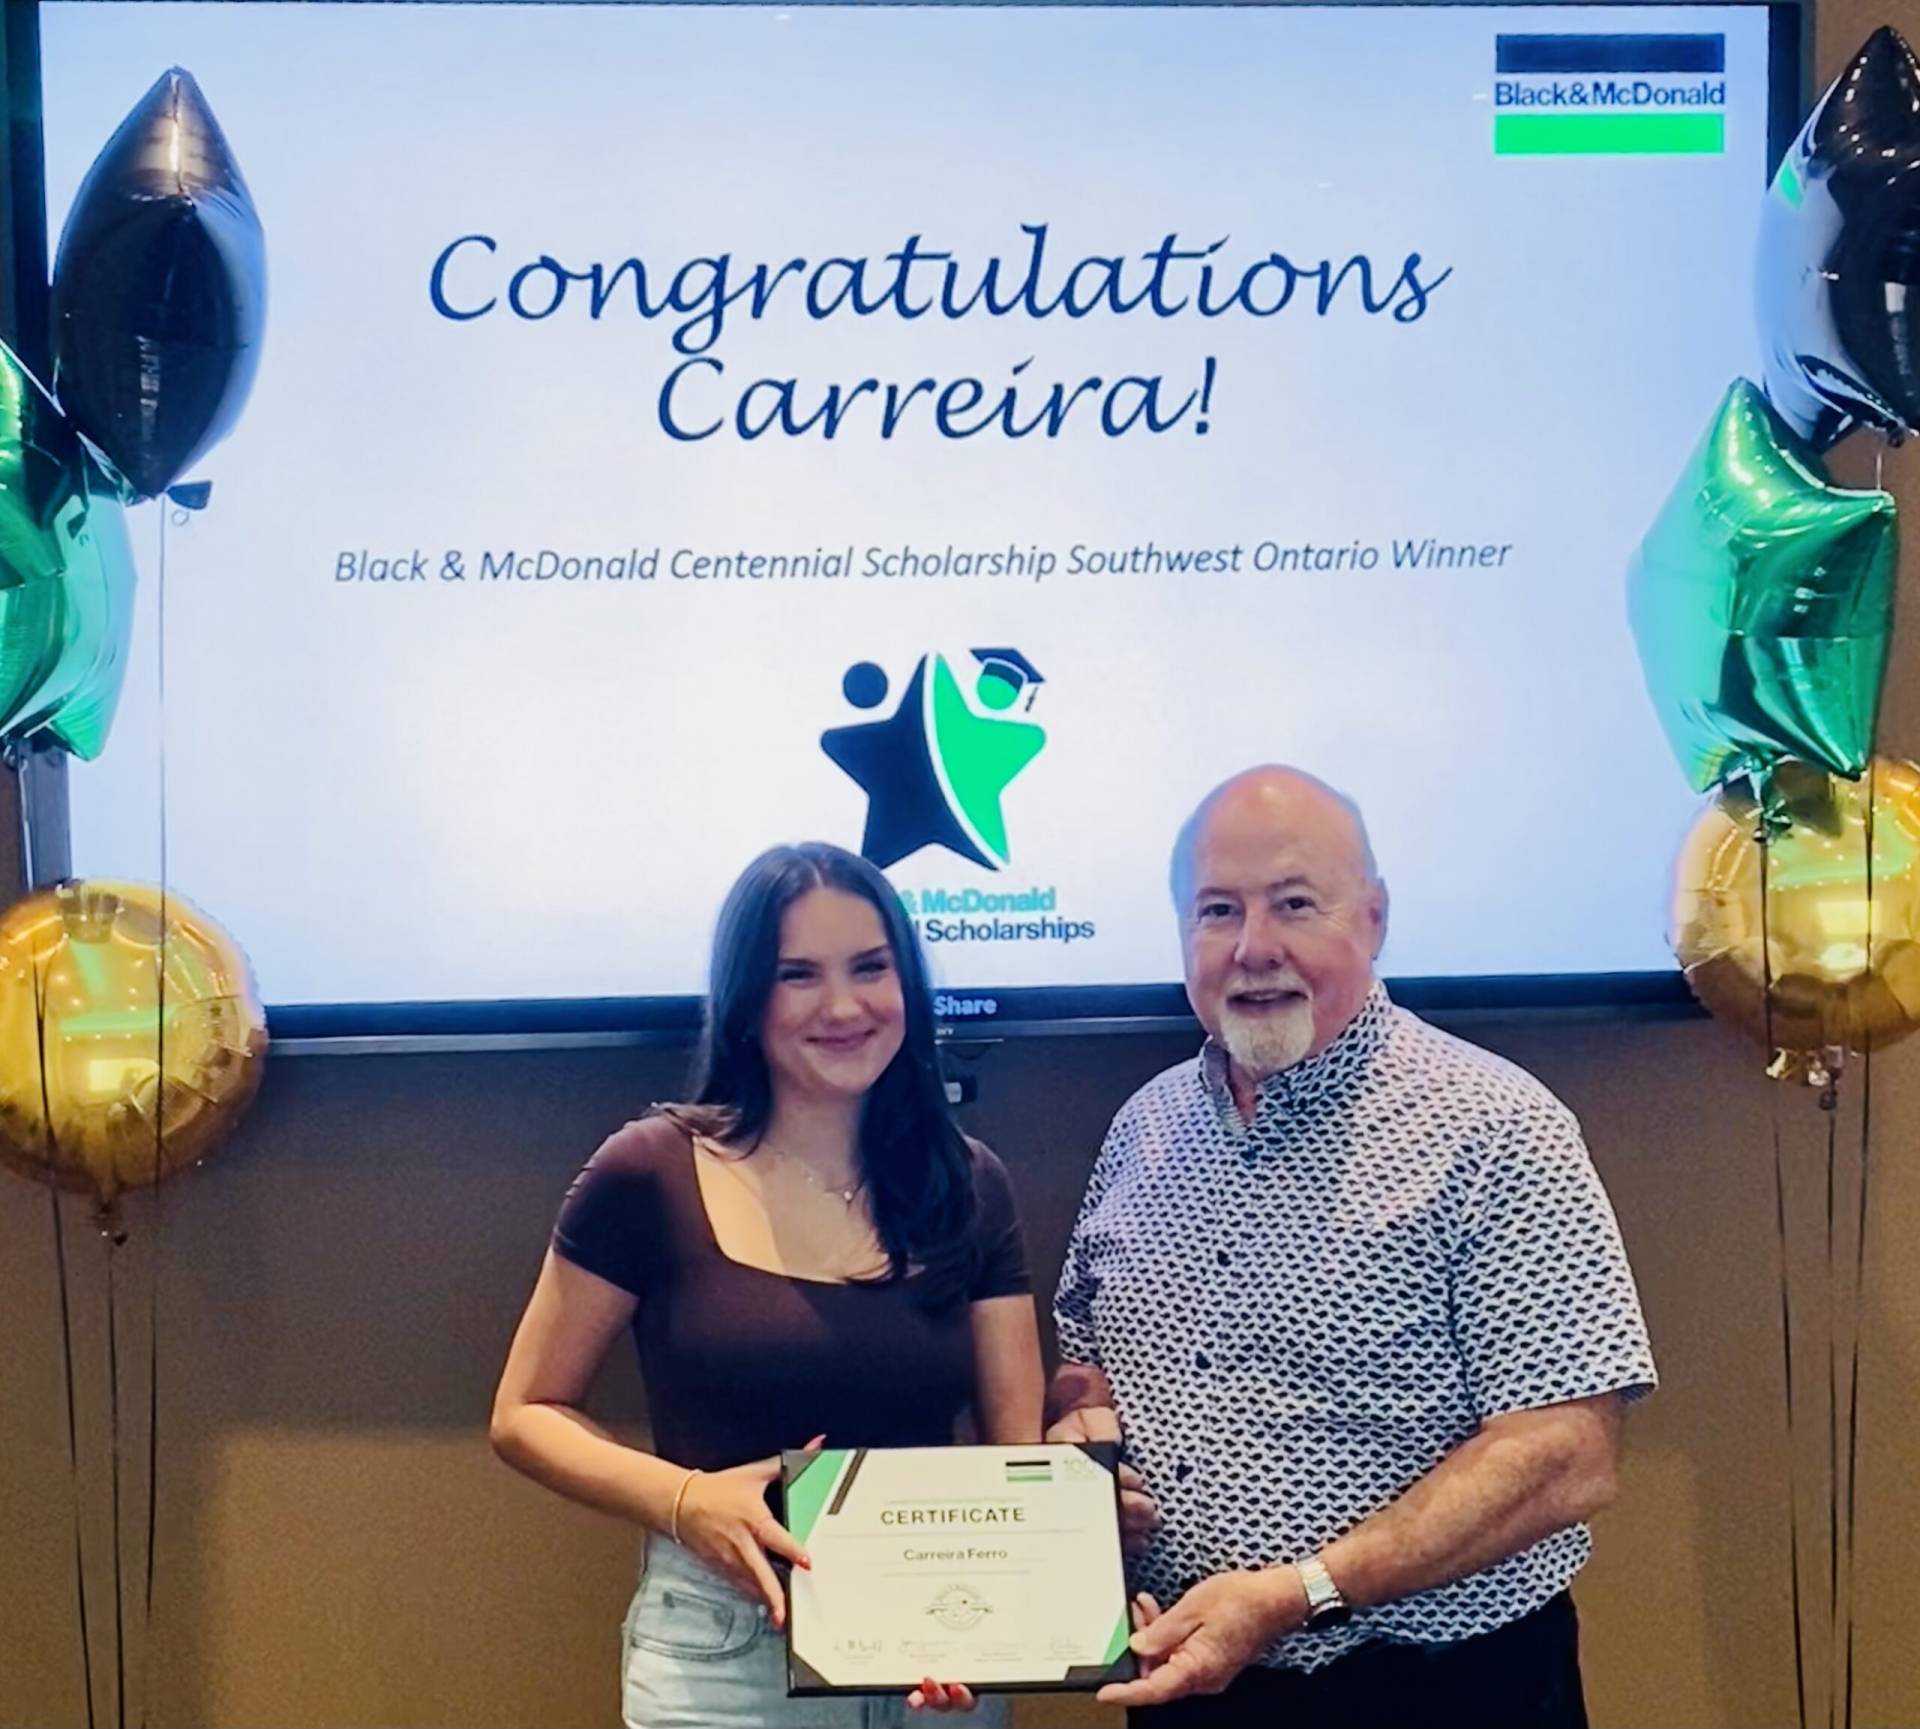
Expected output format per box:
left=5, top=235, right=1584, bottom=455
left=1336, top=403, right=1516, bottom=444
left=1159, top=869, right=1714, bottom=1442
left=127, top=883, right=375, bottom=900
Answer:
left=1294, top=1553, right=1353, bottom=1627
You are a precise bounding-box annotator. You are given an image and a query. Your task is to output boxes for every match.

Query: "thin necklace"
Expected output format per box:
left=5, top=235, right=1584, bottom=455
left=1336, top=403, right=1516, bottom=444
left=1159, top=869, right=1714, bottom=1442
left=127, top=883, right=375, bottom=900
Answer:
left=769, top=1145, right=864, bottom=1207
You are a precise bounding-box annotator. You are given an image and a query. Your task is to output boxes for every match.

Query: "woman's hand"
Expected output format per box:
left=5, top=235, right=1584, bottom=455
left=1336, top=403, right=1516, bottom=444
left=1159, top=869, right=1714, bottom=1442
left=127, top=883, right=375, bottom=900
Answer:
left=673, top=1435, right=823, bottom=1625
left=907, top=1678, right=978, bottom=1713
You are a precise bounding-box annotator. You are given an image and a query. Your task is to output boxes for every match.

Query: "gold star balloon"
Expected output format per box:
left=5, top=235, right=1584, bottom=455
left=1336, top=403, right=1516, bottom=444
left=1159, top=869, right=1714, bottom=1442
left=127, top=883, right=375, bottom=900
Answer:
left=0, top=880, right=267, bottom=1213
left=1671, top=758, right=1920, bottom=1068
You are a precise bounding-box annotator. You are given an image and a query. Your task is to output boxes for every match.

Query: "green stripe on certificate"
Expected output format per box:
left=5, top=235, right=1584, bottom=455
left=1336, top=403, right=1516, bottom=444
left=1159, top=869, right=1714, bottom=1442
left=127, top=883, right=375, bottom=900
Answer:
left=785, top=1448, right=853, bottom=1545
left=1495, top=112, right=1724, bottom=154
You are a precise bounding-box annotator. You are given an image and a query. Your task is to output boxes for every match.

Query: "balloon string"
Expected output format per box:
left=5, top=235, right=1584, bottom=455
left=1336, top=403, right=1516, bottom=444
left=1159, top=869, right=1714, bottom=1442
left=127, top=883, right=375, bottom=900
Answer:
left=106, top=1236, right=127, bottom=1729
left=14, top=745, right=33, bottom=883
left=37, top=945, right=97, bottom=1729
left=1759, top=834, right=1810, bottom=1729
left=1842, top=776, right=1878, bottom=1729
left=1822, top=1090, right=1838, bottom=1729
left=50, top=1192, right=97, bottom=1729
left=141, top=501, right=172, bottom=1729
left=1843, top=1050, right=1870, bottom=1729
left=8, top=735, right=56, bottom=890
left=1769, top=1082, right=1811, bottom=1729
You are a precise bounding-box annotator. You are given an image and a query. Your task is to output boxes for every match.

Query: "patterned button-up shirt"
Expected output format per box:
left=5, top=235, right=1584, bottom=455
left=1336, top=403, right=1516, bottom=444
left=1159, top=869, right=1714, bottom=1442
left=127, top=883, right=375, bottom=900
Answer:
left=1054, top=983, right=1656, bottom=1670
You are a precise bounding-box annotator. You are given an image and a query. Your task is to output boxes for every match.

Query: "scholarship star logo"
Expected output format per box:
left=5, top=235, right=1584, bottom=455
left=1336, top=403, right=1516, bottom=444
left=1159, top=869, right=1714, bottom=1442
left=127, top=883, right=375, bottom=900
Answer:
left=821, top=649, right=1047, bottom=871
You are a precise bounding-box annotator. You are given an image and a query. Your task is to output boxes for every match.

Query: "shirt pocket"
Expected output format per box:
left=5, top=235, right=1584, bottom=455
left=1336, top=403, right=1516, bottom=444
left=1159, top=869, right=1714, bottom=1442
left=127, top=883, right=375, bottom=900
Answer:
left=1259, top=1209, right=1457, bottom=1419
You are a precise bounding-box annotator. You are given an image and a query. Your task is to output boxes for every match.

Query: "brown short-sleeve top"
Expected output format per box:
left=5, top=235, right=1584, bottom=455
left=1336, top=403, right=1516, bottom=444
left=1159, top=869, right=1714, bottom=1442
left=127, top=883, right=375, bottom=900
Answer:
left=552, top=1115, right=1031, bottom=1471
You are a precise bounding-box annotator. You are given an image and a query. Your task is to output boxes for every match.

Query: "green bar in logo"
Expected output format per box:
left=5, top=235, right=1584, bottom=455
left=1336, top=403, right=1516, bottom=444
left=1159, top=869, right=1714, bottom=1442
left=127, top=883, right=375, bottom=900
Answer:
left=1495, top=112, right=1725, bottom=155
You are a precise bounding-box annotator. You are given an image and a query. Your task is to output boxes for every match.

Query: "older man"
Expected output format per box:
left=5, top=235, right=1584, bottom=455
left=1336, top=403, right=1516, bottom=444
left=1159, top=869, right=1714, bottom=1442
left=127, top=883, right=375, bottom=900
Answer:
left=1050, top=767, right=1655, bottom=1726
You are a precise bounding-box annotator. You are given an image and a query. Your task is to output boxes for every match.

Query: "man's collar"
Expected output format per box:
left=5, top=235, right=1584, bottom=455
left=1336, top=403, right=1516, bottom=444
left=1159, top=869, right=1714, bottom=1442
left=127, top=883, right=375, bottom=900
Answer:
left=1202, top=980, right=1394, bottom=1124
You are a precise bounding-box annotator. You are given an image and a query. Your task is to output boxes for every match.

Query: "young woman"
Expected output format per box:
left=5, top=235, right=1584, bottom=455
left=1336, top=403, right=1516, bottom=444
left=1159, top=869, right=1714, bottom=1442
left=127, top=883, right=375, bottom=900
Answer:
left=492, top=843, right=1044, bottom=1727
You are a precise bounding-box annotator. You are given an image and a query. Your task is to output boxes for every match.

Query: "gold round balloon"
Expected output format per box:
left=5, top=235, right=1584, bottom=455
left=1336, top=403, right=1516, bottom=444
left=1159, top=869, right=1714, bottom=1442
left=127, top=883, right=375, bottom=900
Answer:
left=1672, top=757, right=1920, bottom=1064
left=0, top=879, right=267, bottom=1208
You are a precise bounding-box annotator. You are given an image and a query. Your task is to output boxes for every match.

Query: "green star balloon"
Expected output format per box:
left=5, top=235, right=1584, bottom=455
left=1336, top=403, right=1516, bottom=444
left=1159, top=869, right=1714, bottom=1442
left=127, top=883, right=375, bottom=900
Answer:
left=1628, top=378, right=1897, bottom=799
left=0, top=340, right=136, bottom=760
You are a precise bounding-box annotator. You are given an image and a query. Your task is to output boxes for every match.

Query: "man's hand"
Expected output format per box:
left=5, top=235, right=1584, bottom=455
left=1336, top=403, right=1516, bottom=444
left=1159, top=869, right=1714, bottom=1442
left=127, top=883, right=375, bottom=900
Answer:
left=1045, top=1405, right=1121, bottom=1444
left=1095, top=1567, right=1307, bottom=1708
left=1045, top=1406, right=1159, bottom=1553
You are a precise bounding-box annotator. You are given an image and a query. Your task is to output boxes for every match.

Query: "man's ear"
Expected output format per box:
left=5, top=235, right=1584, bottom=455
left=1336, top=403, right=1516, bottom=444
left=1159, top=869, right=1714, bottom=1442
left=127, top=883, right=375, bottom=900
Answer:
left=1369, top=880, right=1390, bottom=959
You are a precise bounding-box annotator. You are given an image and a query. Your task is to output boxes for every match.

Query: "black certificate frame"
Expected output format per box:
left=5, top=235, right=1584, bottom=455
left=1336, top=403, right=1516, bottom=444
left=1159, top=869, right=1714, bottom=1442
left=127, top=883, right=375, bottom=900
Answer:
left=780, top=1441, right=1139, bottom=1697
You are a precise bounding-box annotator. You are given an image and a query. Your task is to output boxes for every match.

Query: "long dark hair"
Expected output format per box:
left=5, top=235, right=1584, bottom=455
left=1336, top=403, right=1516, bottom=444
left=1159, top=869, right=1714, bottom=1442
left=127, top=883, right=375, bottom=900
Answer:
left=666, top=843, right=977, bottom=1307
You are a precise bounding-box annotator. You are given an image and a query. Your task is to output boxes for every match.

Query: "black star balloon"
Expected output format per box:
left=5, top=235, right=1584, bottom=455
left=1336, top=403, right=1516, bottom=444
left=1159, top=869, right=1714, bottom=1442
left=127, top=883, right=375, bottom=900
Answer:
left=50, top=68, right=266, bottom=499
left=1757, top=27, right=1920, bottom=449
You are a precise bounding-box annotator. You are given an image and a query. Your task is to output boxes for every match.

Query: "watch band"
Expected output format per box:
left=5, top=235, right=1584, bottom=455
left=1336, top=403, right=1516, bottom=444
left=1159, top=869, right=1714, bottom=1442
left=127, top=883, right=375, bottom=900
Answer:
left=1295, top=1553, right=1352, bottom=1625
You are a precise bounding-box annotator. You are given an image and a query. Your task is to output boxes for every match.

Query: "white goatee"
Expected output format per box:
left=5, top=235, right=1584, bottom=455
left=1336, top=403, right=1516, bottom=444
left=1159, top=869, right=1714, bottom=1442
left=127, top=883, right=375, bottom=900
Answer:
left=1219, top=996, right=1315, bottom=1078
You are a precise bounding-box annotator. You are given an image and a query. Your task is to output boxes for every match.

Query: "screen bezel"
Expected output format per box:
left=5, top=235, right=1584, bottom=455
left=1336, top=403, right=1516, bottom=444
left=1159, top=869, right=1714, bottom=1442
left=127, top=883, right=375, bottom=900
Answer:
left=13, top=0, right=1806, bottom=1043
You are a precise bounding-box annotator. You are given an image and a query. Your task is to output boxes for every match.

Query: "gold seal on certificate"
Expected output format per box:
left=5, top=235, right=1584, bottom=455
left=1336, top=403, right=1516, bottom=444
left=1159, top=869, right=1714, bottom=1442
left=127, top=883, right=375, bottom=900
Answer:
left=779, top=1442, right=1138, bottom=1695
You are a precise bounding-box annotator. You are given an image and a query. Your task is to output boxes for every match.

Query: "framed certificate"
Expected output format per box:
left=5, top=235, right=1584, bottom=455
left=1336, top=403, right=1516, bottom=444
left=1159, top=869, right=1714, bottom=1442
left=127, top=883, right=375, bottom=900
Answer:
left=779, top=1442, right=1138, bottom=1695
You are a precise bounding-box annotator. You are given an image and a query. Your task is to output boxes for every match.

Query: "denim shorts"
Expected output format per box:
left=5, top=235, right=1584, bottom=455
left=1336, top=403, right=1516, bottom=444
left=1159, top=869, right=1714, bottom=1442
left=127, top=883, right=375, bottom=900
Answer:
left=620, top=1537, right=1010, bottom=1729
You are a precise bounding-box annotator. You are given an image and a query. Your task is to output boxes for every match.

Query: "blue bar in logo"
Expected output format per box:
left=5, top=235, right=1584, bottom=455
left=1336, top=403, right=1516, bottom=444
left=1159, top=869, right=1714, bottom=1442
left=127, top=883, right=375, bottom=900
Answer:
left=1495, top=33, right=1726, bottom=74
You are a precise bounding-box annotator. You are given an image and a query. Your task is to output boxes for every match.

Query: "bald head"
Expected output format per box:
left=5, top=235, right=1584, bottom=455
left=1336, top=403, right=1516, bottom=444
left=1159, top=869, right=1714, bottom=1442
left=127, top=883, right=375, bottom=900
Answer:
left=1171, top=767, right=1388, bottom=1083
left=1170, top=767, right=1379, bottom=912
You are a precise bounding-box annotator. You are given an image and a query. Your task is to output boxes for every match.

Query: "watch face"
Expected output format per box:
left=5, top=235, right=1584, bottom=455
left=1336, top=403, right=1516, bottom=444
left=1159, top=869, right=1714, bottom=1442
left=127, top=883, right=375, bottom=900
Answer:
left=1308, top=1602, right=1354, bottom=1628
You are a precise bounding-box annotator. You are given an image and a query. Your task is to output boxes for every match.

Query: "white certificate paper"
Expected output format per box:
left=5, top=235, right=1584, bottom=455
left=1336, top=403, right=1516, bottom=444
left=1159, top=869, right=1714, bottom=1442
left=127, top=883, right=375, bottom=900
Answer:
left=781, top=1442, right=1137, bottom=1695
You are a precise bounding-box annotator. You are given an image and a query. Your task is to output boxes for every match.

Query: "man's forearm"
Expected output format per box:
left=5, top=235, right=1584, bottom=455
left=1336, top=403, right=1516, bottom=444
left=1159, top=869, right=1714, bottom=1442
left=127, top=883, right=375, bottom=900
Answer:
left=1315, top=1396, right=1623, bottom=1611
left=1045, top=1361, right=1115, bottom=1427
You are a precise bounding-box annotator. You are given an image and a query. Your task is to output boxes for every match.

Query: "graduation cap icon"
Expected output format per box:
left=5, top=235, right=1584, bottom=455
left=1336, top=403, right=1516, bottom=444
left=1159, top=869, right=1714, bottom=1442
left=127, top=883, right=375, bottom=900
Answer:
left=971, top=647, right=1044, bottom=712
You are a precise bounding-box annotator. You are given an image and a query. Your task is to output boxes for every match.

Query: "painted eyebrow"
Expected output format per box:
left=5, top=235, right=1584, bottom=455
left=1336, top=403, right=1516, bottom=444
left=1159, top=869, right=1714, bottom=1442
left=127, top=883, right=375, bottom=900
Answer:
left=777, top=945, right=894, bottom=965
